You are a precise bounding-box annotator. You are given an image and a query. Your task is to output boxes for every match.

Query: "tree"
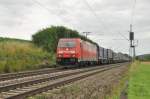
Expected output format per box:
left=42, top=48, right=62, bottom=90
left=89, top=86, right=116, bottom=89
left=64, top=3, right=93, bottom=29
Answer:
left=32, top=26, right=97, bottom=52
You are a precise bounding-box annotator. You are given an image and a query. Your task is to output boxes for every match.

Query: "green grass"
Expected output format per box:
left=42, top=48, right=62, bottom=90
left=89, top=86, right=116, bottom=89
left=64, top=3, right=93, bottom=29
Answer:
left=0, top=40, right=55, bottom=73
left=0, top=37, right=30, bottom=42
left=128, top=61, right=150, bottom=99
left=111, top=74, right=128, bottom=99
left=137, top=54, right=150, bottom=61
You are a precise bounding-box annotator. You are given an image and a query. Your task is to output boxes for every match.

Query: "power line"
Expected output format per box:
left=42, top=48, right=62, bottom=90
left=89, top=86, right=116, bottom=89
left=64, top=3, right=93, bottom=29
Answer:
left=129, top=0, right=137, bottom=59
left=32, top=0, right=82, bottom=33
left=31, top=0, right=71, bottom=25
left=32, top=0, right=51, bottom=12
left=83, top=32, right=91, bottom=38
left=83, top=0, right=109, bottom=33
left=118, top=32, right=129, bottom=41
left=32, top=0, right=130, bottom=43
left=83, top=0, right=129, bottom=42
left=131, top=0, right=137, bottom=25
left=83, top=0, right=131, bottom=54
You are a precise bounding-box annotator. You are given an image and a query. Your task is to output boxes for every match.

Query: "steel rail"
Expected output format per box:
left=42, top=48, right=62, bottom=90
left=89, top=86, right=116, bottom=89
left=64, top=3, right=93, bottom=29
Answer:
left=0, top=64, right=120, bottom=92
left=0, top=67, right=63, bottom=81
left=0, top=63, right=128, bottom=99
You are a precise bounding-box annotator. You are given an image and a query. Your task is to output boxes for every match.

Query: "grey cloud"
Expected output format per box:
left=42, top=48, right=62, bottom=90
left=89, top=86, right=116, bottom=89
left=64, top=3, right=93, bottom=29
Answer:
left=0, top=0, right=149, bottom=55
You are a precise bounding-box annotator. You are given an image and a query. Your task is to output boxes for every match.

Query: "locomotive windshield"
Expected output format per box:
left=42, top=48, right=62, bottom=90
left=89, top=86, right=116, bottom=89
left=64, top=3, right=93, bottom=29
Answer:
left=58, top=41, right=76, bottom=48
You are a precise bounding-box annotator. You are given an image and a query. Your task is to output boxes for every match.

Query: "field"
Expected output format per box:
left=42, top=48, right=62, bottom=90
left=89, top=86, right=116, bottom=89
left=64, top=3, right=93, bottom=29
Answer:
left=0, top=39, right=55, bottom=73
left=137, top=54, right=150, bottom=61
left=128, top=61, right=150, bottom=99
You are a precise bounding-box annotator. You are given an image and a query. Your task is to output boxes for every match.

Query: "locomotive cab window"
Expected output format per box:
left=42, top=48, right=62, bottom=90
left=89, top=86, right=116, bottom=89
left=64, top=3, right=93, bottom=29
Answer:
left=58, top=41, right=76, bottom=48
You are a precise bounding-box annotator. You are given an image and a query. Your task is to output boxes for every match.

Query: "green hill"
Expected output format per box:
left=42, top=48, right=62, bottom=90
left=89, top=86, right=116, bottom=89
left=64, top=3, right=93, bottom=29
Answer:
left=0, top=37, right=55, bottom=73
left=0, top=37, right=30, bottom=42
left=136, top=54, right=150, bottom=61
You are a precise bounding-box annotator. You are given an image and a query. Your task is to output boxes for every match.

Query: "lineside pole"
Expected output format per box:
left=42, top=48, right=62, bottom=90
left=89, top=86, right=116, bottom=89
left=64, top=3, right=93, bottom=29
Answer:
left=129, top=24, right=136, bottom=61
left=83, top=32, right=90, bottom=38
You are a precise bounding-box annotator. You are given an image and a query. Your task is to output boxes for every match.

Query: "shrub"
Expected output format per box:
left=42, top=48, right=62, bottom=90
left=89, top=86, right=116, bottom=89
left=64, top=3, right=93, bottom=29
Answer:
left=0, top=40, right=55, bottom=73
left=32, top=26, right=97, bottom=52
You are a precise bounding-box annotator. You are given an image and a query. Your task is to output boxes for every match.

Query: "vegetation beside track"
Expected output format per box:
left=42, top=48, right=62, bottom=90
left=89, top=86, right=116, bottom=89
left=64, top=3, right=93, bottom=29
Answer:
left=111, top=68, right=129, bottom=99
left=0, top=39, right=55, bottom=73
left=0, top=37, right=30, bottom=43
left=136, top=54, right=150, bottom=61
left=128, top=61, right=150, bottom=99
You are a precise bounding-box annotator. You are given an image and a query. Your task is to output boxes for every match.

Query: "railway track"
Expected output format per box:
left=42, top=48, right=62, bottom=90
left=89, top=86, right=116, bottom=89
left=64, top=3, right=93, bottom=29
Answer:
left=0, top=67, right=63, bottom=81
left=0, top=63, right=128, bottom=99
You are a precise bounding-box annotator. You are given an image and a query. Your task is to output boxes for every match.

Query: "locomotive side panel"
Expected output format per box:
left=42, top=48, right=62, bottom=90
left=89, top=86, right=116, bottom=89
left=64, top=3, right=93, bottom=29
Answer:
left=80, top=40, right=98, bottom=65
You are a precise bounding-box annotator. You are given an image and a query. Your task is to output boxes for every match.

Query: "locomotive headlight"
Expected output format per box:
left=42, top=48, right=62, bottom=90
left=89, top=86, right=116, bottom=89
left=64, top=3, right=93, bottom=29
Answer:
left=70, top=51, right=75, bottom=54
left=72, top=54, right=76, bottom=57
left=58, top=51, right=63, bottom=54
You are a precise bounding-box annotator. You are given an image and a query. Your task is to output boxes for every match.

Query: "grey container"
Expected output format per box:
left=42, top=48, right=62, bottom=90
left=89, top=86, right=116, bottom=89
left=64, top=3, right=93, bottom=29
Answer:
left=103, top=48, right=108, bottom=59
left=107, top=49, right=113, bottom=59
left=98, top=46, right=104, bottom=59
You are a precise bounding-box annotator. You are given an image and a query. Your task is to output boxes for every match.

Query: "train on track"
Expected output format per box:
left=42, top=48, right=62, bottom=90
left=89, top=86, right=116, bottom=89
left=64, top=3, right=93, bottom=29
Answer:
left=56, top=38, right=130, bottom=66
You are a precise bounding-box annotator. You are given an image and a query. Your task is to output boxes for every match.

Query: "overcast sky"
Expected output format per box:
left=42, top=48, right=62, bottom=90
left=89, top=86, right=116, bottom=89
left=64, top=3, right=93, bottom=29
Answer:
left=0, top=0, right=150, bottom=55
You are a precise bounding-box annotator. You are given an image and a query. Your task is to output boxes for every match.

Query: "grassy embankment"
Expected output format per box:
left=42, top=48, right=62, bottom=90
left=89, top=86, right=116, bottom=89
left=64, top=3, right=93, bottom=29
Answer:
left=128, top=61, right=150, bottom=99
left=137, top=54, right=150, bottom=61
left=111, top=61, right=150, bottom=99
left=0, top=38, right=55, bottom=73
left=111, top=71, right=129, bottom=99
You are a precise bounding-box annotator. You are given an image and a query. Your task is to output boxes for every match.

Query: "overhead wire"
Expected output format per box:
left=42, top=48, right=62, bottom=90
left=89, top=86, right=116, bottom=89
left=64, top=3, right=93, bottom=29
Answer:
left=83, top=0, right=109, bottom=33
left=33, top=0, right=88, bottom=36
left=31, top=0, right=75, bottom=27
left=31, top=0, right=63, bottom=23
left=32, top=0, right=136, bottom=54
left=118, top=32, right=129, bottom=41
left=130, top=0, right=137, bottom=57
left=83, top=0, right=129, bottom=41
left=32, top=0, right=132, bottom=43
left=83, top=0, right=134, bottom=54
left=32, top=0, right=52, bottom=13
left=131, top=0, right=137, bottom=25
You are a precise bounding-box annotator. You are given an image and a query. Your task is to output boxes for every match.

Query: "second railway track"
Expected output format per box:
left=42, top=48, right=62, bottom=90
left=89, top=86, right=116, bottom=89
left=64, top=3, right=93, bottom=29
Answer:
left=0, top=66, right=63, bottom=81
left=0, top=63, right=129, bottom=99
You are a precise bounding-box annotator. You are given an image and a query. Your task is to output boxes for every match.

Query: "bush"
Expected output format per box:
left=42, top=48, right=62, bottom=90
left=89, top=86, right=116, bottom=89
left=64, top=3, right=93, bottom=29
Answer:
left=0, top=41, right=55, bottom=73
left=32, top=26, right=97, bottom=52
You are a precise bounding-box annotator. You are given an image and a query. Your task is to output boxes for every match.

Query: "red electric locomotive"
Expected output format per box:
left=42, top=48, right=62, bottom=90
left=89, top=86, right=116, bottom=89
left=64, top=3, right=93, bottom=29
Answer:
left=56, top=38, right=98, bottom=65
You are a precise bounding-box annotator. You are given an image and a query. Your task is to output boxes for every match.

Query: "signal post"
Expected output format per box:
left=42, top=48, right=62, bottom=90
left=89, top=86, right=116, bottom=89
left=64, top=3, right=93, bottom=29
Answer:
left=129, top=24, right=136, bottom=60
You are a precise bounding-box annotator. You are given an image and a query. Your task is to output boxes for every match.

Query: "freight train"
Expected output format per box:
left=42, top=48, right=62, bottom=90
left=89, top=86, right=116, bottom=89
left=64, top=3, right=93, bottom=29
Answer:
left=56, top=38, right=130, bottom=66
